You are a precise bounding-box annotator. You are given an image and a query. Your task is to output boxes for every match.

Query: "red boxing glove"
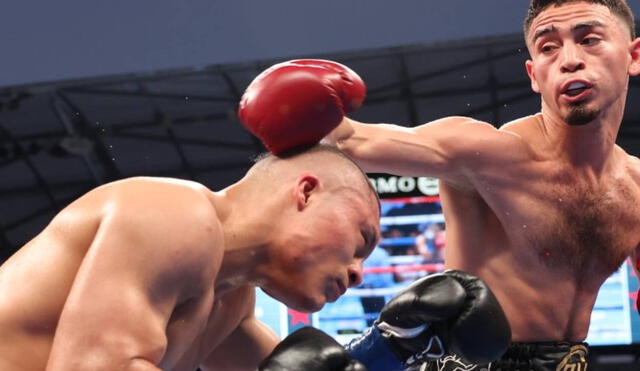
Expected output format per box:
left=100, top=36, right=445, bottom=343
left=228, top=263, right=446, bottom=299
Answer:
left=238, top=59, right=366, bottom=155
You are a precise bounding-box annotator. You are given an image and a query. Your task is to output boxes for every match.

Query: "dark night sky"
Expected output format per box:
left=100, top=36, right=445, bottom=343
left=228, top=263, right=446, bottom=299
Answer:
left=3, top=1, right=639, bottom=87
left=0, top=1, right=555, bottom=87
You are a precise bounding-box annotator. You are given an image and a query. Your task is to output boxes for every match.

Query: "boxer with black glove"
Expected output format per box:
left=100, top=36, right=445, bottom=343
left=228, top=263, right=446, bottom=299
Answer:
left=346, top=270, right=511, bottom=371
left=258, top=270, right=510, bottom=371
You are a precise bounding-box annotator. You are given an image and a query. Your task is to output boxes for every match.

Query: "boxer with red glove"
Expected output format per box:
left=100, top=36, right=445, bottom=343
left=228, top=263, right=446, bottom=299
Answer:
left=238, top=59, right=365, bottom=155
left=239, top=62, right=511, bottom=370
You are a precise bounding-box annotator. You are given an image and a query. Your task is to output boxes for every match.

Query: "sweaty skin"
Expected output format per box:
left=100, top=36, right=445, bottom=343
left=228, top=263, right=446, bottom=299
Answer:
left=330, top=2, right=640, bottom=342
left=0, top=149, right=381, bottom=370
left=0, top=178, right=264, bottom=371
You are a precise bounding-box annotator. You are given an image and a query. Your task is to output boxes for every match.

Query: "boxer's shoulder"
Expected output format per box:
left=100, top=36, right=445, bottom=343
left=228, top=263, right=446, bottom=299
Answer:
left=625, top=152, right=640, bottom=180
left=96, top=177, right=218, bottom=220
left=89, top=177, right=223, bottom=274
left=609, top=150, right=640, bottom=198
left=103, top=176, right=211, bottom=200
left=498, top=114, right=542, bottom=142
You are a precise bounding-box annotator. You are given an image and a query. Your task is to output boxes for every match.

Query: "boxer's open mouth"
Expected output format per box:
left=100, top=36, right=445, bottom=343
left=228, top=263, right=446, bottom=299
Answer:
left=561, top=80, right=593, bottom=98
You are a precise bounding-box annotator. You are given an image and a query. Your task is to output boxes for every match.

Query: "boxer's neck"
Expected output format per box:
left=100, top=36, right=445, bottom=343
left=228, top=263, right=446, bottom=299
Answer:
left=536, top=110, right=622, bottom=176
left=211, top=180, right=288, bottom=292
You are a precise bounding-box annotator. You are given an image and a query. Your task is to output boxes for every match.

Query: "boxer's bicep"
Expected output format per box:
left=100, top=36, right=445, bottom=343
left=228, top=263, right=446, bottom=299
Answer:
left=47, top=208, right=212, bottom=370
left=200, top=316, right=279, bottom=371
left=48, top=282, right=168, bottom=371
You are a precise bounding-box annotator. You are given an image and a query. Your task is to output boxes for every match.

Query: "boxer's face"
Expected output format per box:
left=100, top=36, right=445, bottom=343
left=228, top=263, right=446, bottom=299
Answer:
left=263, top=190, right=380, bottom=312
left=525, top=2, right=640, bottom=126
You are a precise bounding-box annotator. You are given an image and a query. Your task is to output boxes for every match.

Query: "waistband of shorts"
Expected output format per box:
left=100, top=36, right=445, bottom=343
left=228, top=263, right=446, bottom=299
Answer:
left=493, top=341, right=589, bottom=370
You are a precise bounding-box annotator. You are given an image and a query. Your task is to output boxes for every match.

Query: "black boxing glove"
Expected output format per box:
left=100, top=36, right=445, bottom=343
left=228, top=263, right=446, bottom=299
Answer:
left=346, top=270, right=511, bottom=370
left=260, top=327, right=366, bottom=371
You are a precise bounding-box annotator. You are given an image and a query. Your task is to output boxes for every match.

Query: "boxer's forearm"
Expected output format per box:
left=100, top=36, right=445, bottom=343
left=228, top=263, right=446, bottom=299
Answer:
left=328, top=116, right=504, bottom=186
left=46, top=331, right=167, bottom=371
left=325, top=117, right=358, bottom=146
left=330, top=118, right=439, bottom=175
left=328, top=118, right=405, bottom=174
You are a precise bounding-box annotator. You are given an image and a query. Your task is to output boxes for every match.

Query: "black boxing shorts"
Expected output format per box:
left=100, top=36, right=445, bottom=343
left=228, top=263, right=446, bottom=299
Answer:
left=409, top=341, right=589, bottom=371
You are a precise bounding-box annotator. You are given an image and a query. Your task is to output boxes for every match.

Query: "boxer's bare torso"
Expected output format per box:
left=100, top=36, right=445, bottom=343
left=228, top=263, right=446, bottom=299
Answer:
left=326, top=0, right=640, bottom=345
left=335, top=112, right=640, bottom=342
left=440, top=114, right=640, bottom=341
left=0, top=177, right=263, bottom=370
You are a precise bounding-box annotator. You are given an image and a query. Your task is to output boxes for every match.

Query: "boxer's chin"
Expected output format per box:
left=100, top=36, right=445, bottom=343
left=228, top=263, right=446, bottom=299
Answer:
left=262, top=287, right=324, bottom=312
left=566, top=103, right=600, bottom=126
left=291, top=295, right=324, bottom=313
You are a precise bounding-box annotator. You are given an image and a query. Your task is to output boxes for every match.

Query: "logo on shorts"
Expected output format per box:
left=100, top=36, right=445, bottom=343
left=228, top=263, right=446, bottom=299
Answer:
left=556, top=344, right=588, bottom=371
left=433, top=355, right=480, bottom=371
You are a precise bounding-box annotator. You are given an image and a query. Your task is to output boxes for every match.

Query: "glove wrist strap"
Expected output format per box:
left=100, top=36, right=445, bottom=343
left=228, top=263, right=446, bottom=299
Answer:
left=345, top=326, right=404, bottom=371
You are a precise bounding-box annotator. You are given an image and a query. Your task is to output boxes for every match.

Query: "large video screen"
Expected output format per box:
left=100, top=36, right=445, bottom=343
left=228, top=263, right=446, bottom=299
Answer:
left=255, top=176, right=640, bottom=347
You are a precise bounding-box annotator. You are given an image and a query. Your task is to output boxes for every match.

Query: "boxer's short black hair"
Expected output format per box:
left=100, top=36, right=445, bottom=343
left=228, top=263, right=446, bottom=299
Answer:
left=524, top=0, right=636, bottom=40
left=252, top=144, right=380, bottom=209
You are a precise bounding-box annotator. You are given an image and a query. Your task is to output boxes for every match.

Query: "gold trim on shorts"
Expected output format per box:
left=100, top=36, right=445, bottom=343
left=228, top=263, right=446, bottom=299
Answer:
left=555, top=344, right=588, bottom=371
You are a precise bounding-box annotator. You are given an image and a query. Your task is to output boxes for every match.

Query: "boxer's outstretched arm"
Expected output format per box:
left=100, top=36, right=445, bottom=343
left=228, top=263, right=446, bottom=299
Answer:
left=46, top=199, right=217, bottom=371
left=329, top=116, right=520, bottom=187
left=239, top=58, right=523, bottom=180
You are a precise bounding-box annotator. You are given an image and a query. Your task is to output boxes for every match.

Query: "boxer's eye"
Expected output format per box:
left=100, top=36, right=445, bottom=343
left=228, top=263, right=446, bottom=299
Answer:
left=354, top=232, right=367, bottom=258
left=356, top=230, right=377, bottom=259
left=541, top=44, right=557, bottom=54
left=581, top=37, right=600, bottom=46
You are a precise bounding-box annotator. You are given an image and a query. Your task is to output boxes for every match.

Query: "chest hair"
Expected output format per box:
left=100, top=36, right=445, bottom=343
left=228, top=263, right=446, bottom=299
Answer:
left=525, top=180, right=637, bottom=280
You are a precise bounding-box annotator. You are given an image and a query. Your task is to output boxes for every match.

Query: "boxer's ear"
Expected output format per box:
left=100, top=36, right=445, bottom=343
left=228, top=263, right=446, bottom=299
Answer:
left=628, top=37, right=640, bottom=76
left=295, top=173, right=320, bottom=210
left=525, top=59, right=540, bottom=93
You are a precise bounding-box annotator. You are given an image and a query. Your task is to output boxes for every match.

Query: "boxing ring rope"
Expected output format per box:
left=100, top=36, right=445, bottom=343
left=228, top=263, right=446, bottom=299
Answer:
left=339, top=262, right=445, bottom=297
left=363, top=263, right=444, bottom=274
